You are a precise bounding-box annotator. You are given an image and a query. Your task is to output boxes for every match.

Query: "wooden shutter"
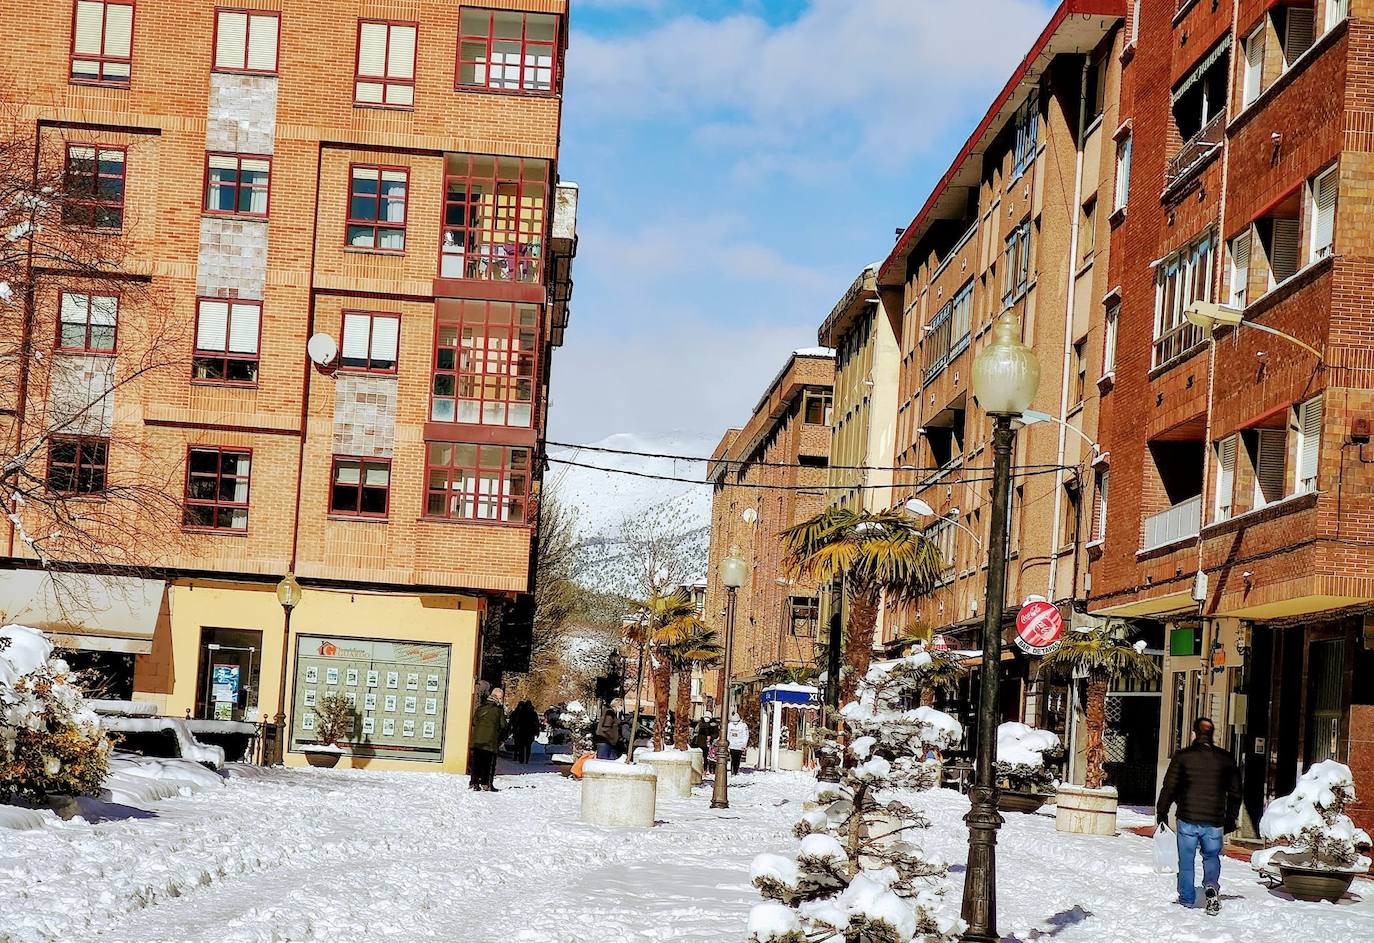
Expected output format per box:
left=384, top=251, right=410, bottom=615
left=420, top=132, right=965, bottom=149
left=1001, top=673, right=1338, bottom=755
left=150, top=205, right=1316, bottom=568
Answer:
left=1229, top=231, right=1251, bottom=306
left=1215, top=436, right=1236, bottom=520
left=1297, top=398, right=1322, bottom=492
left=1284, top=8, right=1315, bottom=66
left=215, top=11, right=247, bottom=69
left=1269, top=217, right=1301, bottom=284
left=1254, top=429, right=1287, bottom=507
left=1312, top=168, right=1337, bottom=260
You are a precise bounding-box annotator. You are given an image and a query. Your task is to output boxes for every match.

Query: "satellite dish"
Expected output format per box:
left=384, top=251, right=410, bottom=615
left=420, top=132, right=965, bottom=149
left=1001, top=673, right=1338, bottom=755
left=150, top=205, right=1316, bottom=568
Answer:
left=741, top=508, right=758, bottom=524
left=307, top=333, right=338, bottom=366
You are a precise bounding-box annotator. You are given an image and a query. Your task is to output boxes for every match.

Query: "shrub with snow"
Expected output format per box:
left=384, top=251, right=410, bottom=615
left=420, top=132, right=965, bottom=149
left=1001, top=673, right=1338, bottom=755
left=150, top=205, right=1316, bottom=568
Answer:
left=1, top=625, right=112, bottom=803
left=994, top=722, right=1063, bottom=794
left=748, top=654, right=964, bottom=943
left=1251, top=760, right=1371, bottom=876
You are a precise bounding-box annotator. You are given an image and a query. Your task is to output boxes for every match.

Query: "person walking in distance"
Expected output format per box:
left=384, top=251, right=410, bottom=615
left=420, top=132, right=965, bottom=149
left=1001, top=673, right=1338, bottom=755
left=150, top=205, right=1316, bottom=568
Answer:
left=1156, top=717, right=1241, bottom=915
left=508, top=699, right=540, bottom=765
left=593, top=699, right=623, bottom=760
left=469, top=686, right=507, bottom=792
left=726, top=712, right=749, bottom=776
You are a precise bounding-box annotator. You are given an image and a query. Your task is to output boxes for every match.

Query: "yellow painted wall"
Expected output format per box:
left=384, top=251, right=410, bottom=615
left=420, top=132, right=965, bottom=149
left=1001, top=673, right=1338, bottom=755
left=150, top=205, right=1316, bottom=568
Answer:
left=133, top=579, right=482, bottom=773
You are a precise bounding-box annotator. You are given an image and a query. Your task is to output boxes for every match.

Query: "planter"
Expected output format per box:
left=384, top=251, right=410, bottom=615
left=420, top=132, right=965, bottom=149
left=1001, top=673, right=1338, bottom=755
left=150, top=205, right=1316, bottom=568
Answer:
left=1278, top=865, right=1357, bottom=903
left=1054, top=783, right=1117, bottom=835
left=998, top=790, right=1050, bottom=814
left=778, top=748, right=804, bottom=771
left=302, top=746, right=343, bottom=769
left=639, top=750, right=694, bottom=799
left=580, top=760, right=657, bottom=828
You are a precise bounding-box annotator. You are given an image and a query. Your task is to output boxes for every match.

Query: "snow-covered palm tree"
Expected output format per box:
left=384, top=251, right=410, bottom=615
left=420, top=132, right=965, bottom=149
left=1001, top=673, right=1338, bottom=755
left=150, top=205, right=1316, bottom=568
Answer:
left=669, top=624, right=722, bottom=751
left=626, top=590, right=706, bottom=752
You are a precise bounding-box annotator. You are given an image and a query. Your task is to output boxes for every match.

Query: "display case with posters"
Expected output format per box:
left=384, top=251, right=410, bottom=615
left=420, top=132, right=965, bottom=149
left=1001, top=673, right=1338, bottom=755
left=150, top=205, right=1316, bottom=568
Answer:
left=290, top=635, right=452, bottom=762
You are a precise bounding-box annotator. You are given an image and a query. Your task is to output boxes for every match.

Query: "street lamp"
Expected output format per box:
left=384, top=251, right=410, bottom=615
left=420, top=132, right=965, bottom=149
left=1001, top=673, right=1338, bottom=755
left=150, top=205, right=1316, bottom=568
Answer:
left=1184, top=301, right=1323, bottom=360
left=961, top=313, right=1040, bottom=943
left=711, top=545, right=748, bottom=809
left=903, top=498, right=984, bottom=548
left=1015, top=409, right=1102, bottom=456
left=272, top=573, right=302, bottom=765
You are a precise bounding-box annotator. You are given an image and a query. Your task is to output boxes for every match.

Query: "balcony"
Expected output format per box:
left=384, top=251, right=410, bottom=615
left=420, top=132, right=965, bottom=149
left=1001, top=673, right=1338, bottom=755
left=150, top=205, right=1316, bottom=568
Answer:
left=1152, top=318, right=1206, bottom=370
left=1142, top=495, right=1202, bottom=552
left=1165, top=111, right=1225, bottom=192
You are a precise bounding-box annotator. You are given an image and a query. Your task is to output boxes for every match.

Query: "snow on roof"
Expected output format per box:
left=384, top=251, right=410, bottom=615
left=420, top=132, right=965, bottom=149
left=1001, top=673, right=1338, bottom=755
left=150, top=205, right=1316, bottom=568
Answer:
left=793, top=347, right=835, bottom=358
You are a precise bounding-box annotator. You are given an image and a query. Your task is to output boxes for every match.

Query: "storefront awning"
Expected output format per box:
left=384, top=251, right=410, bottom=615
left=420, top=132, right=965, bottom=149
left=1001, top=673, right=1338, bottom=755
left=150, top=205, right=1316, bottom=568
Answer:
left=760, top=683, right=820, bottom=706
left=0, top=570, right=166, bottom=654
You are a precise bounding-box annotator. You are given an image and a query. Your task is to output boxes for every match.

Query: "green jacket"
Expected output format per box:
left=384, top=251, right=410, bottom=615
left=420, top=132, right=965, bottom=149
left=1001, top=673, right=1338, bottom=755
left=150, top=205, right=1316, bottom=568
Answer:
left=470, top=700, right=506, bottom=752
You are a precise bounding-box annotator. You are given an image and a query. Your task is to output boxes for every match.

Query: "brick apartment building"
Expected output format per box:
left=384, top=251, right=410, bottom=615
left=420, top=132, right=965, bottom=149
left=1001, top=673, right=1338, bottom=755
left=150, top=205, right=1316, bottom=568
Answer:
left=702, top=350, right=833, bottom=733
left=1090, top=0, right=1373, bottom=831
left=0, top=0, right=577, bottom=773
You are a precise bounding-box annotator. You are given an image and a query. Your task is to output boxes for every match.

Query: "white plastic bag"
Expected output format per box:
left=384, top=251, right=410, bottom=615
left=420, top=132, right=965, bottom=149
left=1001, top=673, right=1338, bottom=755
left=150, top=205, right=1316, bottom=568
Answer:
left=1153, top=824, right=1178, bottom=874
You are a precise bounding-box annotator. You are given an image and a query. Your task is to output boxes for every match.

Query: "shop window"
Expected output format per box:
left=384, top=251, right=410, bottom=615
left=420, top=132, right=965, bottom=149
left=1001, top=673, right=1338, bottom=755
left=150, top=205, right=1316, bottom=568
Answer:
left=355, top=19, right=416, bottom=108
left=58, top=291, right=118, bottom=352
left=63, top=144, right=125, bottom=228
left=431, top=300, right=537, bottom=426
left=340, top=311, right=400, bottom=374
left=458, top=8, right=559, bottom=94
left=184, top=446, right=251, bottom=532
left=70, top=0, right=133, bottom=84
left=346, top=165, right=408, bottom=251
left=47, top=436, right=108, bottom=494
left=213, top=9, right=279, bottom=74
left=193, top=298, right=261, bottom=384
left=204, top=153, right=270, bottom=218
left=330, top=456, right=391, bottom=518
left=439, top=154, right=548, bottom=283
left=424, top=442, right=530, bottom=523
left=1153, top=230, right=1213, bottom=367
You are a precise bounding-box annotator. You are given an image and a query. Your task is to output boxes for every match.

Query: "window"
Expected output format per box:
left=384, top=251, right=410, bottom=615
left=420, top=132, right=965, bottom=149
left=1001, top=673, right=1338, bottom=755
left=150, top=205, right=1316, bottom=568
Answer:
left=1011, top=94, right=1039, bottom=179
left=58, top=291, right=117, bottom=352
left=787, top=596, right=819, bottom=637
left=1281, top=6, right=1316, bottom=69
left=424, top=443, right=530, bottom=523
left=1325, top=0, right=1350, bottom=34
left=1214, top=435, right=1236, bottom=521
left=1003, top=221, right=1031, bottom=303
left=330, top=457, right=391, bottom=518
left=1062, top=483, right=1082, bottom=547
left=1296, top=397, right=1322, bottom=493
left=204, top=153, right=270, bottom=217
left=922, top=280, right=973, bottom=386
left=346, top=165, right=407, bottom=251
left=1114, top=133, right=1132, bottom=212
left=925, top=515, right=958, bottom=582
left=1080, top=200, right=1097, bottom=262
left=1259, top=209, right=1301, bottom=288
left=1103, top=303, right=1119, bottom=375
left=1309, top=165, right=1337, bottom=263
left=431, top=301, right=536, bottom=425
left=355, top=20, right=416, bottom=107
left=341, top=312, right=400, bottom=374
left=193, top=298, right=261, bottom=384
left=803, top=392, right=833, bottom=426
left=1084, top=50, right=1106, bottom=127
left=213, top=9, right=279, bottom=74
left=1249, top=429, right=1286, bottom=508
left=440, top=154, right=548, bottom=283
left=1152, top=231, right=1214, bottom=367
left=1228, top=230, right=1252, bottom=308
left=1073, top=339, right=1087, bottom=406
left=458, top=8, right=559, bottom=94
left=925, top=410, right=966, bottom=471
left=63, top=144, right=125, bottom=228
left=71, top=0, right=133, bottom=84
left=1242, top=25, right=1264, bottom=107
left=47, top=436, right=108, bottom=495
left=184, top=447, right=251, bottom=531
left=1171, top=40, right=1229, bottom=143
left=1091, top=468, right=1109, bottom=541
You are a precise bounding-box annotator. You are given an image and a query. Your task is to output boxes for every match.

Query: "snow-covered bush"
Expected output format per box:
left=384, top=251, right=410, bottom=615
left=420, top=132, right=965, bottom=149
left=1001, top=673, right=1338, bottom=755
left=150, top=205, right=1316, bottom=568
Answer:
left=994, top=722, right=1063, bottom=794
left=748, top=653, right=964, bottom=943
left=1251, top=760, right=1371, bottom=876
left=558, top=699, right=594, bottom=753
left=1, top=625, right=112, bottom=802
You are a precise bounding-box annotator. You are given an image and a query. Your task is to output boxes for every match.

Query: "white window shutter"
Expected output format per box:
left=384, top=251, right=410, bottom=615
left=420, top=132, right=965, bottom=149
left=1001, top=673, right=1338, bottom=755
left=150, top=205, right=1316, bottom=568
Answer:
left=388, top=25, right=416, bottom=79
left=1297, top=398, right=1322, bottom=492
left=1215, top=435, right=1236, bottom=521
left=1312, top=168, right=1337, bottom=260
left=1254, top=429, right=1287, bottom=507
left=1285, top=8, right=1315, bottom=66
left=104, top=2, right=133, bottom=57
left=358, top=22, right=387, bottom=76
left=73, top=1, right=104, bottom=54
left=227, top=303, right=260, bottom=354
left=1244, top=28, right=1264, bottom=105
left=246, top=14, right=279, bottom=72
left=342, top=314, right=371, bottom=359
left=1229, top=231, right=1251, bottom=306
left=1269, top=217, right=1301, bottom=284
left=197, top=301, right=229, bottom=351
left=370, top=316, right=399, bottom=361
left=216, top=11, right=247, bottom=68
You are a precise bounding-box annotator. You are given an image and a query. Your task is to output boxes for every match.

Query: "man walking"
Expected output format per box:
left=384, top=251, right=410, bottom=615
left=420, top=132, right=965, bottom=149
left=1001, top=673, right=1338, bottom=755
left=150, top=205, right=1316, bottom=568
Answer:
left=469, top=686, right=506, bottom=792
left=1156, top=717, right=1241, bottom=915
left=593, top=699, right=623, bottom=760
left=727, top=712, right=749, bottom=776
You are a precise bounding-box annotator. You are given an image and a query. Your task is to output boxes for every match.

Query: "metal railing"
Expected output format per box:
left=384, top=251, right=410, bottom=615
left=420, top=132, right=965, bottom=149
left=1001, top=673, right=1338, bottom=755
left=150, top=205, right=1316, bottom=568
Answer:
left=1142, top=494, right=1202, bottom=551
left=1152, top=319, right=1206, bottom=368
left=1166, top=111, right=1225, bottom=189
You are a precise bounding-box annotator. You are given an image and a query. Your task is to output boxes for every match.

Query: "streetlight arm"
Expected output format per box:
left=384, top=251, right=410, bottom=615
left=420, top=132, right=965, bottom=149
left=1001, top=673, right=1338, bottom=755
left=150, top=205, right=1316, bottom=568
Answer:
left=1018, top=410, right=1101, bottom=454
left=1240, top=320, right=1324, bottom=360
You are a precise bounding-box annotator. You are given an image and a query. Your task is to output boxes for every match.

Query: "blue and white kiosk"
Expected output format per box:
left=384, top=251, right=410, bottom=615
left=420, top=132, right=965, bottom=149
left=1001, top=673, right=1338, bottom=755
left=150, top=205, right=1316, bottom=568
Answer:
left=756, top=683, right=820, bottom=771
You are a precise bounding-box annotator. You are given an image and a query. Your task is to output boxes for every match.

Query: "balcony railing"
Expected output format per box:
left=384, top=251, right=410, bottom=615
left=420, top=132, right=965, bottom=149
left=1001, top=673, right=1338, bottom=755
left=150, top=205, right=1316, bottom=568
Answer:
left=1166, top=112, right=1225, bottom=189
left=1152, top=319, right=1206, bottom=368
left=1142, top=494, right=1202, bottom=551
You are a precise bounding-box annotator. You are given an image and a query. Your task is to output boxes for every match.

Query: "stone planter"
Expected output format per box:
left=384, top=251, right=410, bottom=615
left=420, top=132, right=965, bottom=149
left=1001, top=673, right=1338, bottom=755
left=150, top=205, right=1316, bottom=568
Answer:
left=998, top=790, right=1050, bottom=814
left=302, top=747, right=343, bottom=769
left=639, top=751, right=694, bottom=799
left=689, top=749, right=705, bottom=785
left=778, top=748, right=804, bottom=771
left=580, top=760, right=657, bottom=828
left=1054, top=783, right=1117, bottom=835
left=1278, top=865, right=1358, bottom=903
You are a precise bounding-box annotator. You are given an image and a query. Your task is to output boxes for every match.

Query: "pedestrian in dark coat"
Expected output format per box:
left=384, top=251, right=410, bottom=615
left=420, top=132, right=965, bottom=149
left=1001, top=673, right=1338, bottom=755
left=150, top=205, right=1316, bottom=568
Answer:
left=593, top=698, right=623, bottom=760
left=509, top=700, right=540, bottom=764
left=694, top=713, right=718, bottom=770
left=1156, top=717, right=1241, bottom=914
left=469, top=687, right=507, bottom=791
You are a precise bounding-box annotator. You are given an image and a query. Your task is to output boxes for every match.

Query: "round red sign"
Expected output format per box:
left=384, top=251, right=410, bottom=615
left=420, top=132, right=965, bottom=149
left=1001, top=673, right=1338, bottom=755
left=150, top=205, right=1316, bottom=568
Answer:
left=1014, top=601, right=1064, bottom=655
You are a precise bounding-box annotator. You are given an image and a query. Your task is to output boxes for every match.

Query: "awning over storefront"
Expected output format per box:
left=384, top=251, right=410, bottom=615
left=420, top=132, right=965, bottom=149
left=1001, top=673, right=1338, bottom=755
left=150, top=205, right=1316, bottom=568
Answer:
left=0, top=570, right=166, bottom=654
left=760, top=683, right=820, bottom=707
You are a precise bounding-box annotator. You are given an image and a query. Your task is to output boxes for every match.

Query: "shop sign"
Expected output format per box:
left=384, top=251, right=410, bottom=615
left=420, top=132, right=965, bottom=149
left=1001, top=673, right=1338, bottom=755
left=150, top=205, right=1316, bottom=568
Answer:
left=1014, top=601, right=1063, bottom=656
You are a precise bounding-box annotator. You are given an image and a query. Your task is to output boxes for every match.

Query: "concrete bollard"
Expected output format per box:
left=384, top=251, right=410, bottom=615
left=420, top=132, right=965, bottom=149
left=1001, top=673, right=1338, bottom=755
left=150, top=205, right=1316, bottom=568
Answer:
left=637, top=750, right=695, bottom=799
left=580, top=760, right=657, bottom=828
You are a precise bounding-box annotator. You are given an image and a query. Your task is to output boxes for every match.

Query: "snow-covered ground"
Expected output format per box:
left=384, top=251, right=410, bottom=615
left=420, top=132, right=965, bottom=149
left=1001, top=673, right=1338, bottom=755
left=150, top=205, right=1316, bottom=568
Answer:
left=1, top=763, right=1372, bottom=943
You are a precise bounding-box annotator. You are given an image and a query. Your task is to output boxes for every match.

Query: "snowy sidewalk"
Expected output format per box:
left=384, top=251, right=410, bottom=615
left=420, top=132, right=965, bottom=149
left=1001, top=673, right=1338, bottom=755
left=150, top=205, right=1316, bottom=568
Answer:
left=1, top=766, right=1371, bottom=942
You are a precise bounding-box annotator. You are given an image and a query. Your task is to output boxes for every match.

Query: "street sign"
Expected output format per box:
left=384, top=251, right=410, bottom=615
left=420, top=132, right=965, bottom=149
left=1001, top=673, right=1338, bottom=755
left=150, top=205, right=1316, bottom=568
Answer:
left=1014, top=601, right=1063, bottom=655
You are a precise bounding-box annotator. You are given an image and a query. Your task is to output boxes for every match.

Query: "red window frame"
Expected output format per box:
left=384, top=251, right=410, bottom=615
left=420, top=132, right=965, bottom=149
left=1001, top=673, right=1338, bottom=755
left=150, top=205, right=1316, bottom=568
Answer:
left=69, top=0, right=135, bottom=85
left=354, top=19, right=417, bottom=109
left=424, top=442, right=530, bottom=525
left=438, top=154, right=548, bottom=284
left=192, top=296, right=262, bottom=386
left=203, top=152, right=272, bottom=218
left=211, top=8, right=281, bottom=75
left=183, top=445, right=252, bottom=532
left=456, top=8, right=560, bottom=96
left=63, top=143, right=126, bottom=229
left=339, top=311, right=400, bottom=374
left=57, top=290, right=119, bottom=353
left=46, top=435, right=109, bottom=495
left=345, top=163, right=408, bottom=251
left=430, top=300, right=539, bottom=427
left=329, top=455, right=392, bottom=519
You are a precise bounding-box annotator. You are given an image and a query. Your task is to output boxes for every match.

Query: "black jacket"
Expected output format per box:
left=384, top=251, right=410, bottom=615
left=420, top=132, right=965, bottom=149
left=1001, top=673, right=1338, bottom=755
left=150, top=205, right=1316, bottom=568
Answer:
left=1156, top=740, right=1241, bottom=828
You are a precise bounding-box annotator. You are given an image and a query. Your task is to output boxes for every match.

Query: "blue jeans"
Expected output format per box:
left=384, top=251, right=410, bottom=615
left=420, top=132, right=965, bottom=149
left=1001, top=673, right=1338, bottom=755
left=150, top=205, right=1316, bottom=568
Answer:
left=594, top=742, right=618, bottom=760
left=1176, top=820, right=1223, bottom=905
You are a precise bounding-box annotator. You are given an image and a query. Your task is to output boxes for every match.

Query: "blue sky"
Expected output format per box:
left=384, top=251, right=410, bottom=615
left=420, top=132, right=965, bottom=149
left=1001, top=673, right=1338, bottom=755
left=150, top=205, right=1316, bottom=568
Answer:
left=549, top=0, right=1057, bottom=445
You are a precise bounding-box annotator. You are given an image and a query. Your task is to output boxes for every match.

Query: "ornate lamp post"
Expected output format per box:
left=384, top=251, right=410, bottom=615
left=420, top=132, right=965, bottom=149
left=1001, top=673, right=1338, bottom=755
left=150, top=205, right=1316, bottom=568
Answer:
left=960, top=313, right=1040, bottom=942
left=711, top=546, right=748, bottom=808
left=272, top=573, right=303, bottom=765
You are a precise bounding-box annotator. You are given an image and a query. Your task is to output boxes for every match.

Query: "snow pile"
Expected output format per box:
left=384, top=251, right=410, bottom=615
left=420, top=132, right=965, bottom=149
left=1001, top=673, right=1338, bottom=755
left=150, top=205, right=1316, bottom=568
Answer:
left=581, top=759, right=656, bottom=778
left=1252, top=760, right=1372, bottom=875
left=104, top=754, right=225, bottom=805
left=996, top=723, right=1061, bottom=767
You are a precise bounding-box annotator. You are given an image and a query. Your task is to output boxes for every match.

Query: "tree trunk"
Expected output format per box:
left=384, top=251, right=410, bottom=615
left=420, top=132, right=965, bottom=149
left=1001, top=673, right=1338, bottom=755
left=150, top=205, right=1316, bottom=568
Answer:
left=673, top=665, right=693, bottom=750
left=1084, top=673, right=1110, bottom=790
left=920, top=687, right=936, bottom=708
left=840, top=590, right=879, bottom=708
left=651, top=651, right=672, bottom=752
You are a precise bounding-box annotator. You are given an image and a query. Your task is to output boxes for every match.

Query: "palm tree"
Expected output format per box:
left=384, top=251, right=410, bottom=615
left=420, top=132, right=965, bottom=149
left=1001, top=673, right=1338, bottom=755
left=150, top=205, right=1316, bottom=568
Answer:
left=900, top=645, right=970, bottom=707
left=781, top=507, right=946, bottom=709
left=1039, top=623, right=1159, bottom=790
left=669, top=625, right=723, bottom=750
left=627, top=591, right=707, bottom=752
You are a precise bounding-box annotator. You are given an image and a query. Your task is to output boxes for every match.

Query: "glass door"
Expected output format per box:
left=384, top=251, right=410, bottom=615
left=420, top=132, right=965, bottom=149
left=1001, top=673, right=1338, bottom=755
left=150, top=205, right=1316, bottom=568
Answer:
left=195, top=627, right=262, bottom=722
left=1304, top=638, right=1345, bottom=768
